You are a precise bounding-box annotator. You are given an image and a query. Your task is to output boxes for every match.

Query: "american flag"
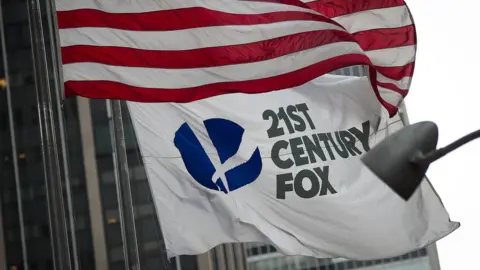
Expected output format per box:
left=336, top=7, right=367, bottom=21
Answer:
left=56, top=0, right=415, bottom=117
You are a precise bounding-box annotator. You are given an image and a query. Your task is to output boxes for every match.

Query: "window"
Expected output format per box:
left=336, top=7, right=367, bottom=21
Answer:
left=13, top=108, right=22, bottom=128
left=109, top=245, right=125, bottom=262
left=180, top=255, right=198, bottom=270
left=0, top=112, right=7, bottom=130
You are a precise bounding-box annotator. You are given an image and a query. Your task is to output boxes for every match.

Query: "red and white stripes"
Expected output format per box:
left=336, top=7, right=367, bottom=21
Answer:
left=56, top=0, right=416, bottom=117
left=304, top=0, right=415, bottom=113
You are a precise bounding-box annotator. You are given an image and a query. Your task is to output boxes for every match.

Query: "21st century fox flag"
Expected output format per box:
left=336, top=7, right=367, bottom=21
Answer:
left=56, top=0, right=458, bottom=259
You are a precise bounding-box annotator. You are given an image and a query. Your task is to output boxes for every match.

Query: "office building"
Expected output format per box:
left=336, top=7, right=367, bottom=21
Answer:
left=245, top=243, right=440, bottom=270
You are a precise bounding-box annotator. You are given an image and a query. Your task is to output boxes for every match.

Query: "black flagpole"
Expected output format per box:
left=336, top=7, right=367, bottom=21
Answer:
left=109, top=100, right=141, bottom=270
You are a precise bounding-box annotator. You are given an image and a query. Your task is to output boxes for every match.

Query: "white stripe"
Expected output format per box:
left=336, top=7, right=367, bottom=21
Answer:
left=56, top=0, right=319, bottom=15
left=333, top=6, right=412, bottom=33
left=378, top=86, right=404, bottom=107
left=60, top=21, right=344, bottom=51
left=366, top=45, right=415, bottom=67
left=210, top=129, right=258, bottom=192
left=63, top=41, right=362, bottom=89
left=377, top=72, right=412, bottom=90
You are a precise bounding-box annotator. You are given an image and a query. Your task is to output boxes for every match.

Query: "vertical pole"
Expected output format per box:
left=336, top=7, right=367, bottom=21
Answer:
left=426, top=244, right=441, bottom=270
left=110, top=100, right=141, bottom=270
left=107, top=100, right=131, bottom=270
left=214, top=245, right=227, bottom=270
left=0, top=2, right=29, bottom=269
left=127, top=106, right=170, bottom=270
left=43, top=0, right=80, bottom=266
left=234, top=244, right=246, bottom=270
left=26, top=0, right=72, bottom=269
left=45, top=0, right=66, bottom=101
left=397, top=102, right=442, bottom=270
left=224, top=245, right=236, bottom=270
left=124, top=105, right=171, bottom=270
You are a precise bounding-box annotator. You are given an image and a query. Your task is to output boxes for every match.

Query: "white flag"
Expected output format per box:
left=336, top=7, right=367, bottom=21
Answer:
left=127, top=74, right=458, bottom=259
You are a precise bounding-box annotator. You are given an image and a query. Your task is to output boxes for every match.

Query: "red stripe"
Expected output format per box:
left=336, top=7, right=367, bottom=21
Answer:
left=61, top=30, right=355, bottom=68
left=375, top=62, right=415, bottom=80
left=57, top=8, right=340, bottom=31
left=306, top=0, right=405, bottom=18
left=259, top=0, right=310, bottom=9
left=352, top=25, right=415, bottom=52
left=64, top=53, right=398, bottom=116
left=377, top=81, right=408, bottom=96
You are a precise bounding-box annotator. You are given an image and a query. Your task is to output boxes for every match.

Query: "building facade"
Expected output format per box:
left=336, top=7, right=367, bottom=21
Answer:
left=0, top=1, right=440, bottom=270
left=245, top=243, right=440, bottom=270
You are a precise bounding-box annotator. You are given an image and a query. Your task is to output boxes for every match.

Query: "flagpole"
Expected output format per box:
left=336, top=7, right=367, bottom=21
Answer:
left=105, top=100, right=130, bottom=270
left=124, top=106, right=171, bottom=270
left=27, top=0, right=72, bottom=269
left=109, top=99, right=141, bottom=270
left=107, top=100, right=131, bottom=270
left=43, top=0, right=80, bottom=268
left=0, top=4, right=29, bottom=269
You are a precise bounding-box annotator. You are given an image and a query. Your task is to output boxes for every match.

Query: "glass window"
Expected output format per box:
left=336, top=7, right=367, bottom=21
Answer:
left=180, top=255, right=199, bottom=270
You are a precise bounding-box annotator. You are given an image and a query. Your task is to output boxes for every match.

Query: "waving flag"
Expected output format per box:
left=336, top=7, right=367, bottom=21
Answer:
left=125, top=75, right=456, bottom=259
left=55, top=0, right=457, bottom=259
left=58, top=0, right=414, bottom=116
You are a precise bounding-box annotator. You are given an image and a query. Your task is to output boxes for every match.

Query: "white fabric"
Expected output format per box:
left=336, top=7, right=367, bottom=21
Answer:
left=127, top=74, right=458, bottom=259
